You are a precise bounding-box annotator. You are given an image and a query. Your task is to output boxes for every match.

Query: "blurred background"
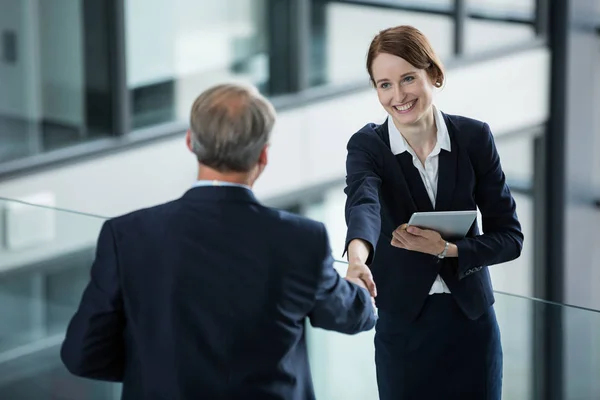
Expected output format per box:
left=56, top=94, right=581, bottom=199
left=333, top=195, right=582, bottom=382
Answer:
left=0, top=0, right=599, bottom=398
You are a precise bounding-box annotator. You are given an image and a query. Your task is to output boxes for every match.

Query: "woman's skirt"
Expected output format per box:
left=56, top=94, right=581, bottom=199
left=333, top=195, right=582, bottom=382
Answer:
left=374, top=294, right=503, bottom=400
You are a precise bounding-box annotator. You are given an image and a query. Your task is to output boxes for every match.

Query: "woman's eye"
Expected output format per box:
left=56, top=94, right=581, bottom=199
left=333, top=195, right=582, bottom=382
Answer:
left=403, top=76, right=414, bottom=83
left=380, top=82, right=391, bottom=89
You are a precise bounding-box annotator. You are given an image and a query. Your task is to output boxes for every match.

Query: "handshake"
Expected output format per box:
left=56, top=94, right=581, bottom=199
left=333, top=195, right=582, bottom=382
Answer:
left=344, top=238, right=377, bottom=299
left=345, top=261, right=377, bottom=298
left=345, top=259, right=377, bottom=310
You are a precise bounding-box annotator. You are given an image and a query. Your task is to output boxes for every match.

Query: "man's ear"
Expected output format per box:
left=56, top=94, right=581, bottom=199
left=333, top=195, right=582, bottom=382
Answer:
left=185, top=130, right=194, bottom=152
left=257, top=144, right=269, bottom=167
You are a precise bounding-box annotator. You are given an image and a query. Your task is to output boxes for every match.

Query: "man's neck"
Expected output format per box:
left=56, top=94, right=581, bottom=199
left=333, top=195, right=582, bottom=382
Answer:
left=197, top=165, right=255, bottom=187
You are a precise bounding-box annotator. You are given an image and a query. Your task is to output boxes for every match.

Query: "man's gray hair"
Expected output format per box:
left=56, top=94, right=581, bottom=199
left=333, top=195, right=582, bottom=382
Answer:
left=189, top=83, right=276, bottom=172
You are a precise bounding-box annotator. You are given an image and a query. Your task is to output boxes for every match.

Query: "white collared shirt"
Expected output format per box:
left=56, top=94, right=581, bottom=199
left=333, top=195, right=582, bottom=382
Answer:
left=388, top=105, right=452, bottom=295
left=192, top=180, right=252, bottom=191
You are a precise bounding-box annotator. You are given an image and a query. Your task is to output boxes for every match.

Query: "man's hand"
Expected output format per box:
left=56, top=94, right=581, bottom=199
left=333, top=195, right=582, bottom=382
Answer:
left=391, top=224, right=446, bottom=256
left=345, top=260, right=377, bottom=298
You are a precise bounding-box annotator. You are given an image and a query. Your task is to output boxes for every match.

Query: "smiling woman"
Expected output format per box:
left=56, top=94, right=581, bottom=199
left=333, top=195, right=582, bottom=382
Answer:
left=342, top=25, right=524, bottom=400
left=367, top=26, right=445, bottom=148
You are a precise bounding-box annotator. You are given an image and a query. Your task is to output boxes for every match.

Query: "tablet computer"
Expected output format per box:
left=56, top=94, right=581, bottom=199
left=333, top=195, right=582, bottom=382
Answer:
left=407, top=210, right=477, bottom=239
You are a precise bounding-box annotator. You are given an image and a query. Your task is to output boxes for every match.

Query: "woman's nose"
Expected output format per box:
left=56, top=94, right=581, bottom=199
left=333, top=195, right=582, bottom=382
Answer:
left=393, top=86, right=406, bottom=103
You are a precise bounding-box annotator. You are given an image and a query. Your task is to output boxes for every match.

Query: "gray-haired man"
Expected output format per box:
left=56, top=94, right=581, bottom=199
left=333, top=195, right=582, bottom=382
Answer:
left=61, top=83, right=376, bottom=400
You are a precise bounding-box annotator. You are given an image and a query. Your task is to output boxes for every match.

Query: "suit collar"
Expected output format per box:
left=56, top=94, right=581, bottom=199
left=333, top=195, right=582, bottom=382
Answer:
left=181, top=185, right=260, bottom=204
left=375, top=110, right=459, bottom=213
left=435, top=112, right=458, bottom=211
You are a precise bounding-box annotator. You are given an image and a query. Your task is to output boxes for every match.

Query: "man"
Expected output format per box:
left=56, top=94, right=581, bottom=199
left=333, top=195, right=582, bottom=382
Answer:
left=61, top=83, right=377, bottom=400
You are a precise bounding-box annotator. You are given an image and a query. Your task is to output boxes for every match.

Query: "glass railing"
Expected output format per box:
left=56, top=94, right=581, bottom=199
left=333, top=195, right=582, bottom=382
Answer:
left=310, top=261, right=600, bottom=400
left=0, top=198, right=118, bottom=398
left=0, top=198, right=598, bottom=399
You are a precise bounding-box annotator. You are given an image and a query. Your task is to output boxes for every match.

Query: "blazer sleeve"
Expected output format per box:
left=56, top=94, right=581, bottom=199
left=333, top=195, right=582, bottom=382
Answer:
left=60, top=220, right=126, bottom=381
left=454, top=122, right=524, bottom=279
left=343, top=134, right=383, bottom=265
left=308, top=223, right=377, bottom=334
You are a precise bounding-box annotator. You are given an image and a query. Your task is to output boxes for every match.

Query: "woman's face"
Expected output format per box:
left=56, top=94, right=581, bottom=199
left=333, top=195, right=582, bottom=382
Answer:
left=371, top=52, right=434, bottom=128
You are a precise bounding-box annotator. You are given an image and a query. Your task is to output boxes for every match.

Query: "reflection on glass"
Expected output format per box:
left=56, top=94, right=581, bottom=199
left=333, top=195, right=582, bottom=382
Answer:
left=0, top=0, right=115, bottom=165
left=125, top=0, right=269, bottom=129
left=0, top=199, right=117, bottom=398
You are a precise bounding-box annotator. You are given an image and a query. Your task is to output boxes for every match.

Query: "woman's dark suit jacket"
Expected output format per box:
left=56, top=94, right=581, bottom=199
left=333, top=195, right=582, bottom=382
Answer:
left=343, top=112, right=524, bottom=323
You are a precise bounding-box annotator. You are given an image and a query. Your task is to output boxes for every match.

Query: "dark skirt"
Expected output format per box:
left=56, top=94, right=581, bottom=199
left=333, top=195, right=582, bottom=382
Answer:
left=374, top=295, right=502, bottom=400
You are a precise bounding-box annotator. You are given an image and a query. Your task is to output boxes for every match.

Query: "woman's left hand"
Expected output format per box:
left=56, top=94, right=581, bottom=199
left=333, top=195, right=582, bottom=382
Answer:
left=391, top=224, right=446, bottom=256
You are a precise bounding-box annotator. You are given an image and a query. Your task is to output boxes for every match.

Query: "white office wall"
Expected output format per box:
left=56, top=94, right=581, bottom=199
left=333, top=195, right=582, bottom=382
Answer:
left=0, top=47, right=549, bottom=217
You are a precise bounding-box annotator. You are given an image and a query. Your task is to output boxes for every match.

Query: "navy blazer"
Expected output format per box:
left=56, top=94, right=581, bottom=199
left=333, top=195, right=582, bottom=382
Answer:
left=61, top=186, right=376, bottom=400
left=344, top=113, right=523, bottom=323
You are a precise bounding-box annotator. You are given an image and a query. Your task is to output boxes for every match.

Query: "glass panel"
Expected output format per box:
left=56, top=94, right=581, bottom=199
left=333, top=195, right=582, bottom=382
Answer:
left=465, top=0, right=536, bottom=54
left=125, top=0, right=269, bottom=129
left=0, top=199, right=119, bottom=398
left=308, top=1, right=454, bottom=88
left=491, top=134, right=535, bottom=297
left=495, top=134, right=534, bottom=184
left=0, top=0, right=115, bottom=165
left=489, top=193, right=533, bottom=296
left=564, top=301, right=600, bottom=399
left=1, top=198, right=599, bottom=398
left=308, top=270, right=600, bottom=399
left=467, top=0, right=535, bottom=17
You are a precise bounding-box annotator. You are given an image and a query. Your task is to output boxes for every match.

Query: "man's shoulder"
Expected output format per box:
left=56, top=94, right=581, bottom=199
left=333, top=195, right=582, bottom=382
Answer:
left=106, top=199, right=181, bottom=229
left=266, top=208, right=326, bottom=236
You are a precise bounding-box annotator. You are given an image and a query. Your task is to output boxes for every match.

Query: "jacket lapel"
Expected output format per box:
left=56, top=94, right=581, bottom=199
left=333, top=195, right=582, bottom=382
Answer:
left=435, top=113, right=458, bottom=211
left=375, top=120, right=433, bottom=213
left=396, top=153, right=435, bottom=212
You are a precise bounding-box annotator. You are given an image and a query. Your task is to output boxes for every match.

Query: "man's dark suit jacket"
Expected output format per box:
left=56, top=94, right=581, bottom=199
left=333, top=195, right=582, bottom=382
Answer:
left=61, top=186, right=376, bottom=400
left=344, top=113, right=524, bottom=323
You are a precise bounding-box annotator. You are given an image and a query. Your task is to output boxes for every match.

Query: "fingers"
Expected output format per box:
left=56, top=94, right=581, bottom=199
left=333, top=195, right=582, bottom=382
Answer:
left=406, top=226, right=441, bottom=242
left=392, top=223, right=408, bottom=236
left=406, top=226, right=425, bottom=236
left=360, top=270, right=377, bottom=297
left=346, top=276, right=366, bottom=290
left=391, top=230, right=410, bottom=249
left=391, top=236, right=404, bottom=248
left=346, top=267, right=378, bottom=298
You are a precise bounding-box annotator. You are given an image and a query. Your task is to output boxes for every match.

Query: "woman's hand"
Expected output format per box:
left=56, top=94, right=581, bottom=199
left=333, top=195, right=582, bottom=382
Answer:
left=391, top=224, right=447, bottom=256
left=346, top=239, right=377, bottom=298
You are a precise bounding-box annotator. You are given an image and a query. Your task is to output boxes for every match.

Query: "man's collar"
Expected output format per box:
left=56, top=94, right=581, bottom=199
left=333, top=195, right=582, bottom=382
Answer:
left=192, top=180, right=252, bottom=191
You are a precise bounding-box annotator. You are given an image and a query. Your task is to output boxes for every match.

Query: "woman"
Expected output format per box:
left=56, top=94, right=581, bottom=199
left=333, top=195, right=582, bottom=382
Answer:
left=343, top=25, right=523, bottom=400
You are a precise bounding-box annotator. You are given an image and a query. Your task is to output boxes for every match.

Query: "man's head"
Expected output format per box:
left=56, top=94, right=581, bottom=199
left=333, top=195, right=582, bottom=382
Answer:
left=186, top=83, right=276, bottom=183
